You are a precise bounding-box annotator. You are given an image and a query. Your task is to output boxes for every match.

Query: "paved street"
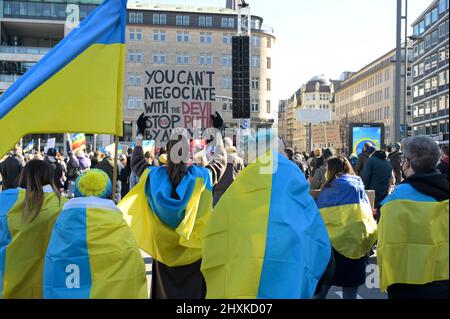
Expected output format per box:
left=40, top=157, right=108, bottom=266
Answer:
left=141, top=250, right=387, bottom=300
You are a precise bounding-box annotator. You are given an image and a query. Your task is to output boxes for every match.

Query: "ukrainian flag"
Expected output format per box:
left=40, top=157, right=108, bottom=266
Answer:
left=23, top=140, right=34, bottom=153
left=0, top=0, right=126, bottom=157
left=378, top=184, right=449, bottom=292
left=0, top=187, right=66, bottom=299
left=71, top=134, right=86, bottom=152
left=43, top=197, right=148, bottom=299
left=201, top=152, right=331, bottom=299
left=316, top=174, right=377, bottom=259
left=118, top=165, right=213, bottom=267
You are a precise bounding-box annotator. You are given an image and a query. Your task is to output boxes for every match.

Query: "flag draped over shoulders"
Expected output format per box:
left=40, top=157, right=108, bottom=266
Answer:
left=118, top=165, right=213, bottom=267
left=43, top=197, right=148, bottom=299
left=0, top=188, right=66, bottom=299
left=201, top=152, right=331, bottom=299
left=378, top=183, right=449, bottom=292
left=316, top=174, right=377, bottom=259
left=0, top=0, right=126, bottom=157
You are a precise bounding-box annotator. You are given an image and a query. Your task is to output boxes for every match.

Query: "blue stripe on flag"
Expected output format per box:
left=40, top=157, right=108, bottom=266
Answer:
left=44, top=207, right=92, bottom=299
left=0, top=189, right=19, bottom=298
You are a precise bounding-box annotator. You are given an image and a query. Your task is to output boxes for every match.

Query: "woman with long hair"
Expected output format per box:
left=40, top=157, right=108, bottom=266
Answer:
left=315, top=156, right=377, bottom=299
left=0, top=159, right=66, bottom=298
left=119, top=132, right=226, bottom=299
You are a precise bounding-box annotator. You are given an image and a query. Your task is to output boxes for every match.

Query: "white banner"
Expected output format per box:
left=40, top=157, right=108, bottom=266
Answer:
left=296, top=109, right=331, bottom=124
left=47, top=138, right=56, bottom=149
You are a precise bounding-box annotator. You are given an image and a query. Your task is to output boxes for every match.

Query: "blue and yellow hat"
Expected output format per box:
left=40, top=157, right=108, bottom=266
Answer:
left=74, top=169, right=112, bottom=199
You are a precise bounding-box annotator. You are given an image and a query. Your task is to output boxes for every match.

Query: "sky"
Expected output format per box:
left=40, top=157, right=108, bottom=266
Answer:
left=130, top=0, right=433, bottom=101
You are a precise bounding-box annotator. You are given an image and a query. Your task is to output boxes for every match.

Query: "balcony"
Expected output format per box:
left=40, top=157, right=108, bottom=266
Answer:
left=0, top=45, right=50, bottom=62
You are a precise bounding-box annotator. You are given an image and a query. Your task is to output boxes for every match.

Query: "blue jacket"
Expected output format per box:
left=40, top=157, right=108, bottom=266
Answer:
left=362, top=150, right=392, bottom=206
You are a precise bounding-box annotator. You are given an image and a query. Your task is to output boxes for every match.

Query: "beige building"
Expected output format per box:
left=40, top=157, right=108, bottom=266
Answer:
left=281, top=75, right=341, bottom=152
left=334, top=47, right=413, bottom=154
left=123, top=3, right=276, bottom=144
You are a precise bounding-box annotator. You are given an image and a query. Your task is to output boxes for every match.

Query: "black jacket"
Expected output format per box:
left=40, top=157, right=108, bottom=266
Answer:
left=0, top=154, right=25, bottom=190
left=388, top=150, right=403, bottom=185
left=437, top=160, right=449, bottom=180
left=362, top=150, right=393, bottom=206
left=44, top=156, right=64, bottom=189
left=355, top=150, right=371, bottom=177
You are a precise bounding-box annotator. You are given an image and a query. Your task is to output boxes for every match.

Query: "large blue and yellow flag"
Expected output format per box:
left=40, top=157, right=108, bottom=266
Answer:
left=118, top=165, right=213, bottom=267
left=0, top=0, right=126, bottom=157
left=201, top=152, right=331, bottom=299
left=316, top=174, right=377, bottom=259
left=377, top=183, right=449, bottom=292
left=43, top=197, right=148, bottom=299
left=0, top=187, right=66, bottom=299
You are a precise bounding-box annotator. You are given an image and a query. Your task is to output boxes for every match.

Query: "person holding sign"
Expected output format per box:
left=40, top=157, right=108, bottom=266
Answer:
left=119, top=130, right=226, bottom=299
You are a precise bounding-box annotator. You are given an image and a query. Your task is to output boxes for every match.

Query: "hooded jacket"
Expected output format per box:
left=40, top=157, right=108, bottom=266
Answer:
left=378, top=172, right=449, bottom=297
left=362, top=150, right=393, bottom=206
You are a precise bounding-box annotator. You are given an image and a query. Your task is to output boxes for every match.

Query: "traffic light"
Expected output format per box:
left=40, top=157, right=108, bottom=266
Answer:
left=232, top=36, right=250, bottom=119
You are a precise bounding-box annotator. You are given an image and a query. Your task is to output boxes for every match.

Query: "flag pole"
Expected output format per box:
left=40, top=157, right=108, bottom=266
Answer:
left=111, top=135, right=119, bottom=203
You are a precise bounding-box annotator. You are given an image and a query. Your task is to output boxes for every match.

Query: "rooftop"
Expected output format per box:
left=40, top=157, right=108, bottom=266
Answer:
left=128, top=2, right=238, bottom=15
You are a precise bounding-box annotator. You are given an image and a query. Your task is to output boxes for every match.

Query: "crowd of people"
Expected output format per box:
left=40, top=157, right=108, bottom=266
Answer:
left=0, top=133, right=448, bottom=300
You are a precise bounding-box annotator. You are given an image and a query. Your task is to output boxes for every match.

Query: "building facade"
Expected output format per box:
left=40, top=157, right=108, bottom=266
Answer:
left=124, top=3, right=276, bottom=144
left=0, top=0, right=102, bottom=149
left=334, top=47, right=413, bottom=154
left=410, top=0, right=449, bottom=145
left=0, top=1, right=276, bottom=149
left=282, top=75, right=340, bottom=152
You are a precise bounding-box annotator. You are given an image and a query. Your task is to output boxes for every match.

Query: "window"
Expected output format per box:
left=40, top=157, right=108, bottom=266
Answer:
left=176, top=53, right=189, bottom=65
left=153, top=30, right=166, bottom=42
left=251, top=99, right=259, bottom=112
left=431, top=53, right=438, bottom=69
left=425, top=12, right=431, bottom=27
left=251, top=55, right=260, bottom=68
left=136, top=29, right=142, bottom=41
left=136, top=51, right=143, bottom=63
left=199, top=16, right=213, bottom=27
left=425, top=35, right=431, bottom=49
left=431, top=76, right=438, bottom=91
left=439, top=0, right=447, bottom=14
left=384, top=87, right=390, bottom=99
left=266, top=100, right=271, bottom=113
left=128, top=96, right=142, bottom=110
left=177, top=31, right=189, bottom=42
left=153, top=14, right=167, bottom=25
left=419, top=20, right=425, bottom=34
left=128, top=50, right=135, bottom=63
left=439, top=71, right=447, bottom=86
left=221, top=78, right=232, bottom=89
left=431, top=30, right=438, bottom=46
left=413, top=24, right=419, bottom=36
left=176, top=15, right=189, bottom=26
left=439, top=22, right=448, bottom=38
left=432, top=8, right=438, bottom=23
left=129, top=12, right=143, bottom=24
left=419, top=62, right=425, bottom=75
left=200, top=32, right=213, bottom=44
left=251, top=77, right=259, bottom=90
left=267, top=37, right=272, bottom=48
left=223, top=34, right=232, bottom=44
left=128, top=74, right=143, bottom=86
left=266, top=79, right=271, bottom=91
left=222, top=55, right=232, bottom=66
left=221, top=17, right=235, bottom=28
left=152, top=52, right=166, bottom=65
left=251, top=36, right=260, bottom=47
left=199, top=54, right=213, bottom=65
left=266, top=57, right=271, bottom=69
left=129, top=29, right=135, bottom=41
